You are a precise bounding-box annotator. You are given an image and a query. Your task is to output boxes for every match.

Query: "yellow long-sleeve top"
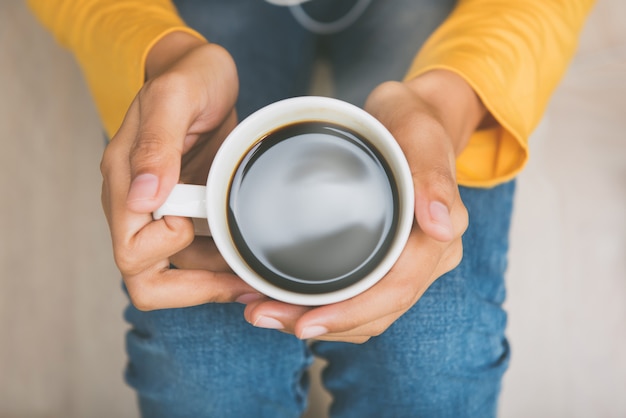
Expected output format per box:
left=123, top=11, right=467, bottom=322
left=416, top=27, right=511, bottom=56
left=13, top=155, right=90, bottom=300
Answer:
left=28, top=0, right=595, bottom=187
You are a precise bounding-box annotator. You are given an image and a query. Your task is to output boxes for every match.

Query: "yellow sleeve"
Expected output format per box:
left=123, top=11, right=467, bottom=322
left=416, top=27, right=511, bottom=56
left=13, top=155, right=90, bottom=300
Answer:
left=405, top=0, right=596, bottom=187
left=27, top=0, right=206, bottom=138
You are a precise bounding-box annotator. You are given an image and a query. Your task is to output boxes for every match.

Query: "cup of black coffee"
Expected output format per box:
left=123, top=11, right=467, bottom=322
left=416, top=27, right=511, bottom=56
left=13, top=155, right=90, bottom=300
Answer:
left=154, top=96, right=414, bottom=305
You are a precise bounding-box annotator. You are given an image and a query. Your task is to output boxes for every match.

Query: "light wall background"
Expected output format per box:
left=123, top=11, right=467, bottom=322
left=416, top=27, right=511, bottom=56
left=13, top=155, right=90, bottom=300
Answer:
left=1, top=1, right=624, bottom=417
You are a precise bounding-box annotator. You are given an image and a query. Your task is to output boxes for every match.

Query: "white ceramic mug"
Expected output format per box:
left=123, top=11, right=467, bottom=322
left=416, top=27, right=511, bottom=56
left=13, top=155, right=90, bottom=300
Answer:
left=154, top=96, right=414, bottom=306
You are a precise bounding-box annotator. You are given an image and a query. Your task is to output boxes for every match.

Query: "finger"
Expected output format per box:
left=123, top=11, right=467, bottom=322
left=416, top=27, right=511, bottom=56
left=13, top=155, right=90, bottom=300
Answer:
left=365, top=81, right=466, bottom=243
left=170, top=235, right=232, bottom=272
left=244, top=227, right=439, bottom=338
left=113, top=216, right=195, bottom=276
left=398, top=113, right=462, bottom=243
left=125, top=44, right=238, bottom=213
left=299, top=310, right=400, bottom=343
left=101, top=141, right=152, bottom=249
left=300, top=239, right=464, bottom=342
left=297, top=229, right=454, bottom=335
left=240, top=215, right=463, bottom=344
left=242, top=299, right=312, bottom=333
left=125, top=81, right=192, bottom=213
left=242, top=298, right=412, bottom=343
left=298, top=234, right=464, bottom=343
left=124, top=267, right=258, bottom=311
left=412, top=161, right=464, bottom=243
left=179, top=111, right=238, bottom=185
left=102, top=142, right=196, bottom=275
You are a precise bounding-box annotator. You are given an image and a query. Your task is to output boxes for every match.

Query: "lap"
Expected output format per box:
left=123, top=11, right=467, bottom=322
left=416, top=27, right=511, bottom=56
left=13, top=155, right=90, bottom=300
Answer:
left=124, top=182, right=515, bottom=417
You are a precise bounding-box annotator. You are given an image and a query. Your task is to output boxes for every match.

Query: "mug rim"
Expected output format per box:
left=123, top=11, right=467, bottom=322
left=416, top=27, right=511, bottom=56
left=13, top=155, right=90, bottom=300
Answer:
left=206, top=96, right=414, bottom=305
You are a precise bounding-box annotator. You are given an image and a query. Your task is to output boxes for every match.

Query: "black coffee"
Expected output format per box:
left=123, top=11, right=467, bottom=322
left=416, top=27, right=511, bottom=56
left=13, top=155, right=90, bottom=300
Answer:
left=228, top=121, right=399, bottom=294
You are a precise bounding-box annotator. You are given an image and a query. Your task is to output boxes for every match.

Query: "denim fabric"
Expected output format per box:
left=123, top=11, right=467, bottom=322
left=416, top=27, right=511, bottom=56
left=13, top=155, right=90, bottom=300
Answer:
left=310, top=183, right=514, bottom=418
left=123, top=0, right=515, bottom=416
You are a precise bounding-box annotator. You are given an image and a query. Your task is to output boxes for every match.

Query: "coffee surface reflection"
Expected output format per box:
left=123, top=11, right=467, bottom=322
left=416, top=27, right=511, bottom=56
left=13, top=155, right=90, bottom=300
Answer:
left=228, top=121, right=399, bottom=294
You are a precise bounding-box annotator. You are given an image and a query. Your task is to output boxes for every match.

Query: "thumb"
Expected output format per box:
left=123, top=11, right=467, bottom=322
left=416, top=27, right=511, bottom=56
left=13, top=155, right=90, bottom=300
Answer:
left=414, top=180, right=456, bottom=242
left=125, top=86, right=192, bottom=213
left=123, top=45, right=239, bottom=214
left=391, top=109, right=462, bottom=243
left=410, top=129, right=463, bottom=243
left=365, top=81, right=467, bottom=242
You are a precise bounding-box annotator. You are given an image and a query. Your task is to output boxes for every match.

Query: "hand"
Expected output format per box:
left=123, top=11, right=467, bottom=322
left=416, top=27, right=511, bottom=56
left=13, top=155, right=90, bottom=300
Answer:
left=100, top=33, right=258, bottom=310
left=242, top=70, right=486, bottom=343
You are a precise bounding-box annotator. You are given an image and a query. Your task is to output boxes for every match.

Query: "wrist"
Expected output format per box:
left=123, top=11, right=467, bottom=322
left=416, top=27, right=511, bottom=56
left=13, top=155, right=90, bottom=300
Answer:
left=405, top=70, right=486, bottom=155
left=145, top=31, right=208, bottom=80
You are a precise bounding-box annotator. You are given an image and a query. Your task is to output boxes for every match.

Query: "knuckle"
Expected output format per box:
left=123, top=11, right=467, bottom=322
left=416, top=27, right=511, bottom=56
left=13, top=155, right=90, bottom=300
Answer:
left=129, top=131, right=175, bottom=171
left=395, top=289, right=418, bottom=311
left=452, top=240, right=464, bottom=267
left=100, top=141, right=122, bottom=177
left=113, top=249, right=135, bottom=276
left=206, top=287, right=232, bottom=304
left=424, top=165, right=457, bottom=200
left=113, top=244, right=144, bottom=277
left=401, top=112, right=448, bottom=151
left=144, top=218, right=195, bottom=262
left=458, top=205, right=469, bottom=235
left=369, top=323, right=389, bottom=338
left=99, top=150, right=109, bottom=177
left=125, top=279, right=155, bottom=311
left=446, top=240, right=464, bottom=271
left=460, top=205, right=469, bottom=233
left=129, top=293, right=154, bottom=312
left=142, top=71, right=190, bottom=99
left=416, top=112, right=447, bottom=138
left=168, top=217, right=196, bottom=247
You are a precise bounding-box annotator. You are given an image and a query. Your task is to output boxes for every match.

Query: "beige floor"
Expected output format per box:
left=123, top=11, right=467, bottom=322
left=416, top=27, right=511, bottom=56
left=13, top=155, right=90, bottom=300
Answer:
left=1, top=1, right=624, bottom=417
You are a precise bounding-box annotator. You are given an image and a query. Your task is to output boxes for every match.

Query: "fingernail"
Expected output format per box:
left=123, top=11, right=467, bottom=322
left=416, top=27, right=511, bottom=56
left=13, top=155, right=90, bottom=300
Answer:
left=127, top=173, right=159, bottom=203
left=236, top=293, right=264, bottom=305
left=429, top=201, right=453, bottom=236
left=299, top=325, right=328, bottom=340
left=253, top=316, right=284, bottom=330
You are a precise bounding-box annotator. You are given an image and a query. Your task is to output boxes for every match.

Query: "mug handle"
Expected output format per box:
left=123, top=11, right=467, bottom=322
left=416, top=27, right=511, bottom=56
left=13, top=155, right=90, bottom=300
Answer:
left=152, top=184, right=211, bottom=236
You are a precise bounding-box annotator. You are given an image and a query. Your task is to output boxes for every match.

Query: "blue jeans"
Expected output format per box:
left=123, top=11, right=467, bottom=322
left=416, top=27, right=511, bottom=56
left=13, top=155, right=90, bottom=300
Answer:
left=124, top=1, right=515, bottom=416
